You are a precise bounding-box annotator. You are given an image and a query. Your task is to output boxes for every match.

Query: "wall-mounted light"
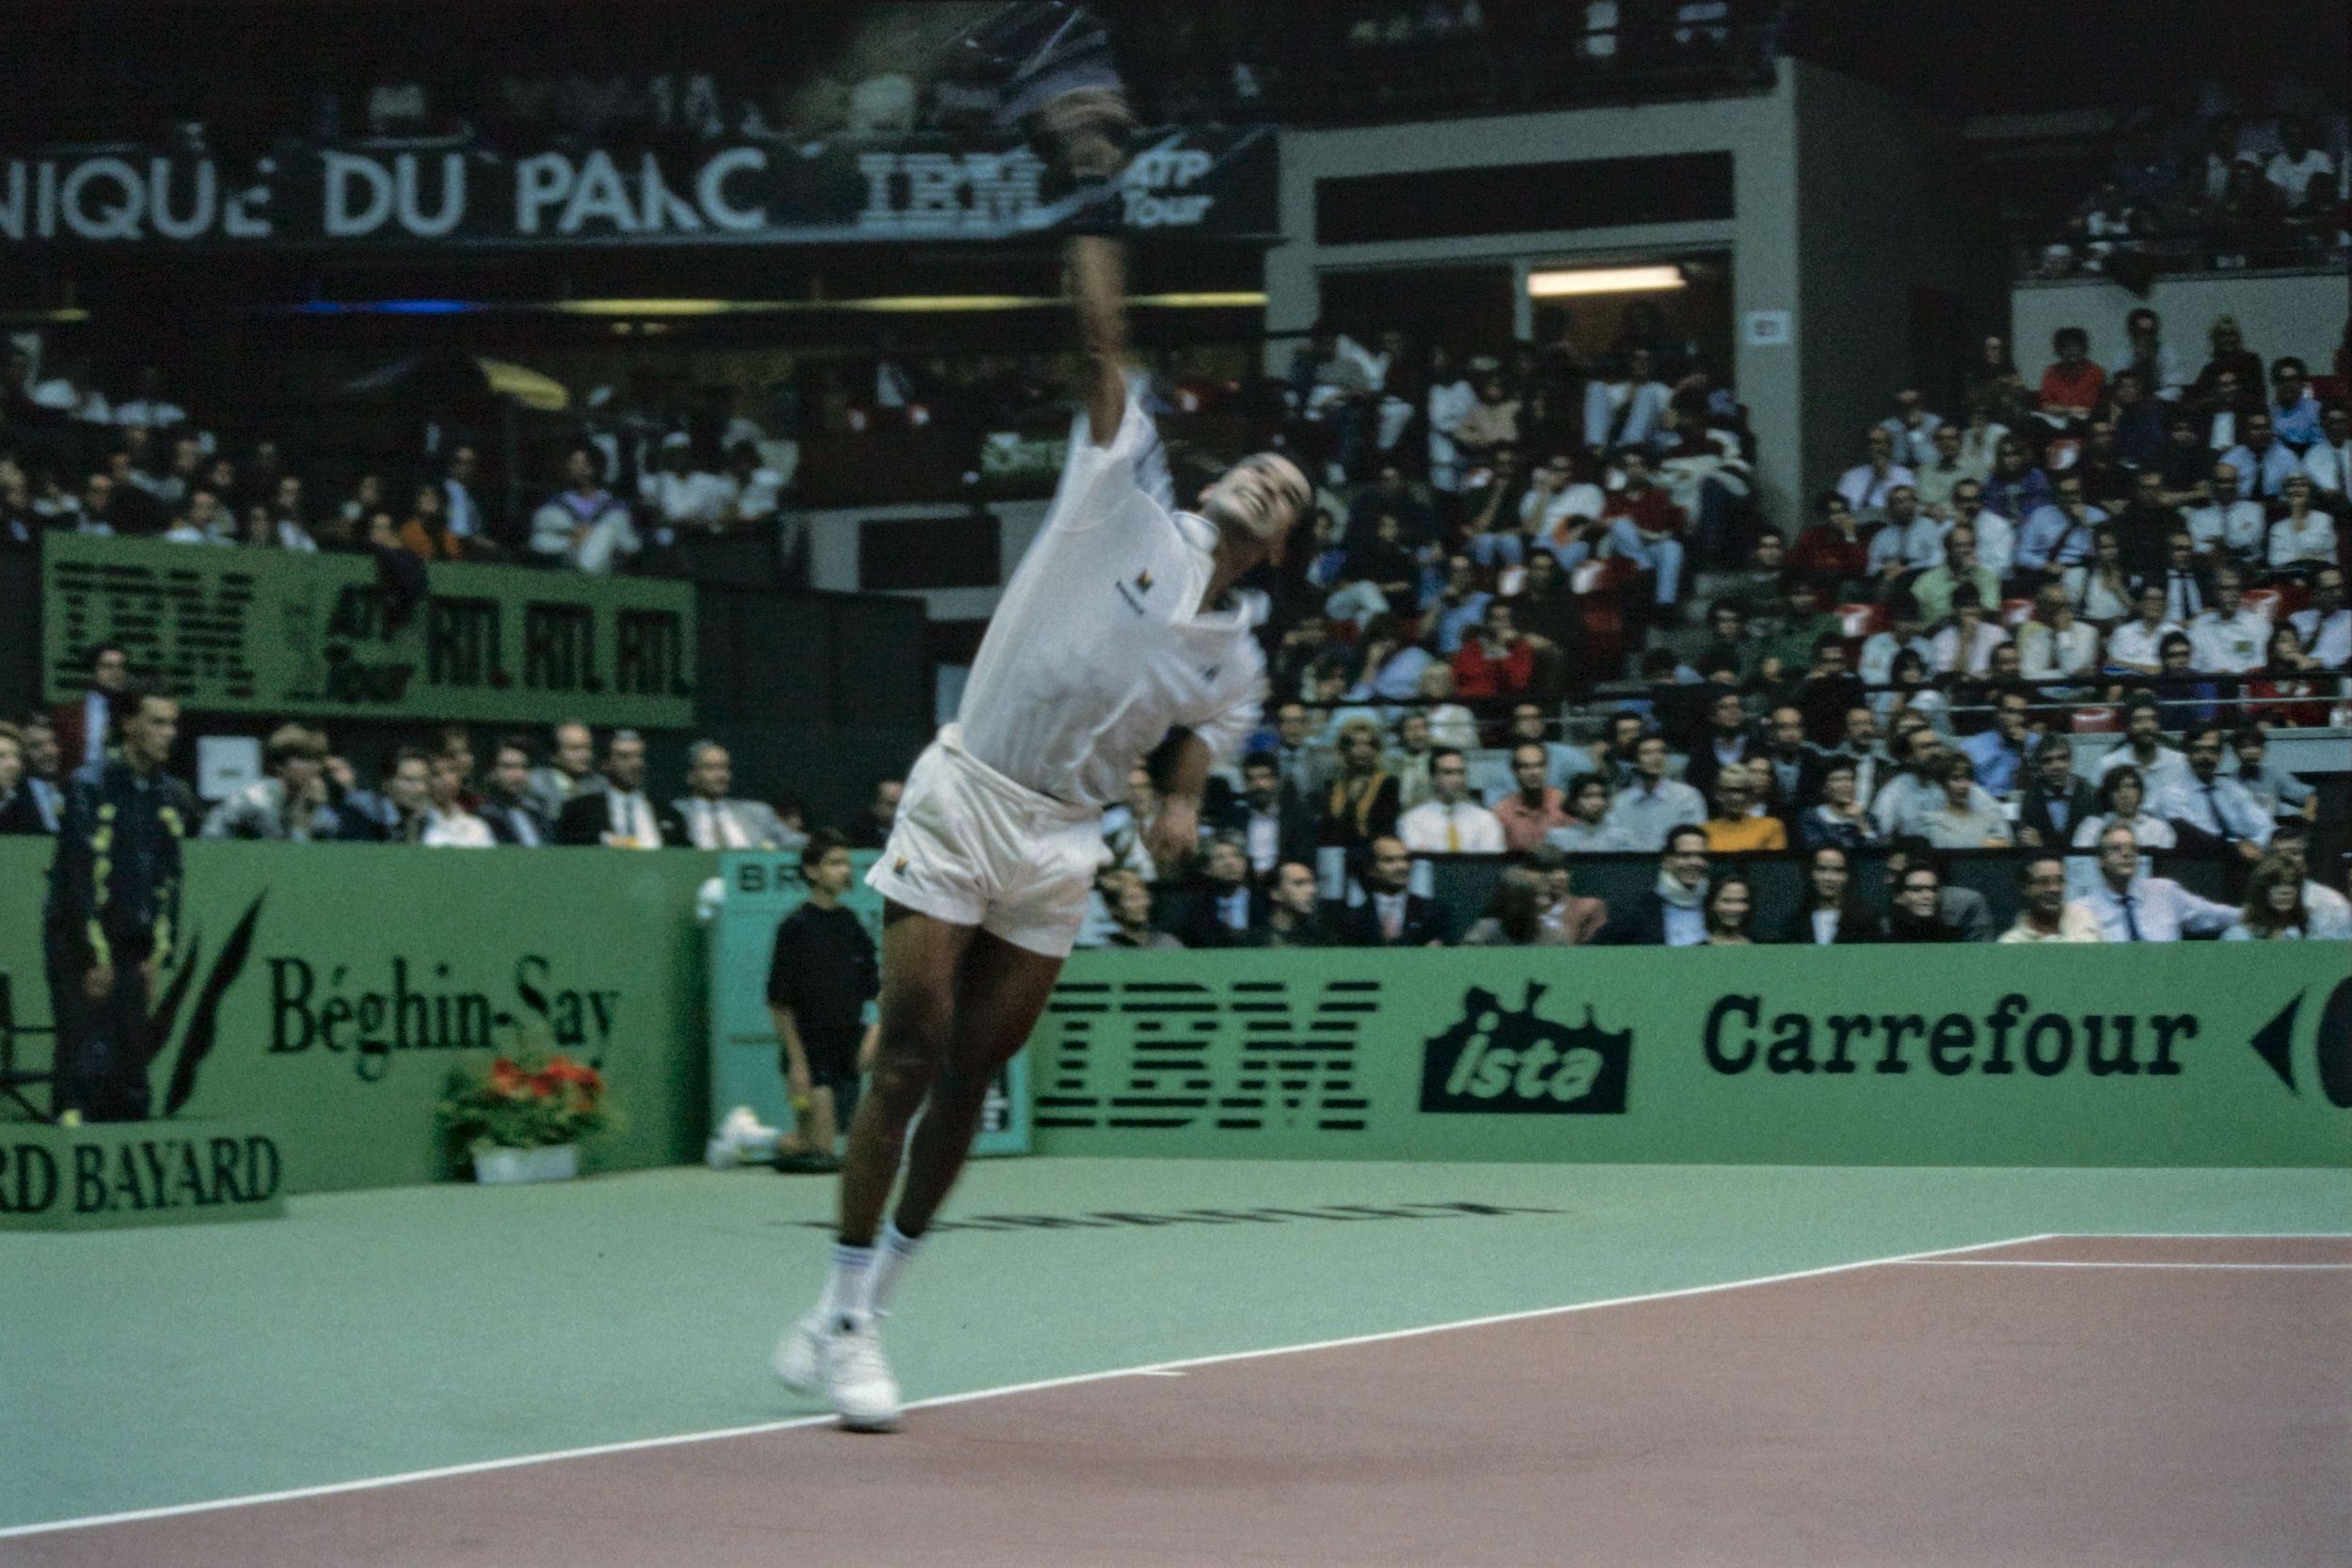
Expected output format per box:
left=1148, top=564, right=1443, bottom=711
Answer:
left=1526, top=265, right=1686, bottom=298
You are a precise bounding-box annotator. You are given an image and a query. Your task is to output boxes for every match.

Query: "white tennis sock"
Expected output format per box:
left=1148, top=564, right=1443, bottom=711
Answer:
left=820, top=1242, right=875, bottom=1324
left=866, top=1221, right=925, bottom=1318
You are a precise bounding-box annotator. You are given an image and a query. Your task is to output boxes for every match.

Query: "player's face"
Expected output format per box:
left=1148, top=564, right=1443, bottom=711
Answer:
left=1202, top=454, right=1311, bottom=556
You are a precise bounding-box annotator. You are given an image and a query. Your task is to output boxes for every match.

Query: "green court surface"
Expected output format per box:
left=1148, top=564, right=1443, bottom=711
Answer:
left=4, top=1158, right=2346, bottom=1533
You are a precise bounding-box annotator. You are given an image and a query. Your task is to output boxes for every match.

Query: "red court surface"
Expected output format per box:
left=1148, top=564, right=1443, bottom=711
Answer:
left=14, top=1235, right=2349, bottom=1568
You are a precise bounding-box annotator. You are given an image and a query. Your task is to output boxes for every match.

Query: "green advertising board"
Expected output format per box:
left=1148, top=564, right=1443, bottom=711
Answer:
left=0, top=840, right=715, bottom=1191
left=40, top=533, right=695, bottom=727
left=1027, top=944, right=2352, bottom=1167
left=707, top=849, right=1028, bottom=1157
left=0, top=1117, right=286, bottom=1230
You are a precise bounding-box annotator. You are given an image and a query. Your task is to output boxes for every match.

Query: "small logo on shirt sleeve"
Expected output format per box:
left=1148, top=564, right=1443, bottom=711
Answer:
left=893, top=856, right=909, bottom=875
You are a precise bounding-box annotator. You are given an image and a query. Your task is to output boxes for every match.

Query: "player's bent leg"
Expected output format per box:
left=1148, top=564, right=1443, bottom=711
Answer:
left=836, top=902, right=976, bottom=1244
left=891, top=927, right=1067, bottom=1240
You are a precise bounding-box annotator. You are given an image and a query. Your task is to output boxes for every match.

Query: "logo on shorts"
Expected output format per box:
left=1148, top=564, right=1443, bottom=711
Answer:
left=1419, top=982, right=1632, bottom=1115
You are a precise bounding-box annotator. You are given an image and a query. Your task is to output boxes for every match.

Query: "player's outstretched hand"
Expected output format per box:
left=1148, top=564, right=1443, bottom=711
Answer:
left=1041, top=85, right=1135, bottom=180
left=1145, top=796, right=1200, bottom=871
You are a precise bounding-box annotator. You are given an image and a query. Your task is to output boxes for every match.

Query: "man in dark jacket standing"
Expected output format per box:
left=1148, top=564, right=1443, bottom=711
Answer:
left=43, top=684, right=196, bottom=1122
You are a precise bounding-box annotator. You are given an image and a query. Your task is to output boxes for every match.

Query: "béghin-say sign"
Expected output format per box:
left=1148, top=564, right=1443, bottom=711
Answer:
left=0, top=128, right=1274, bottom=248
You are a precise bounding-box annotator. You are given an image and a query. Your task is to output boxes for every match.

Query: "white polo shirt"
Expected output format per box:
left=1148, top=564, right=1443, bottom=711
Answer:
left=957, top=398, right=1267, bottom=809
left=1397, top=799, right=1506, bottom=854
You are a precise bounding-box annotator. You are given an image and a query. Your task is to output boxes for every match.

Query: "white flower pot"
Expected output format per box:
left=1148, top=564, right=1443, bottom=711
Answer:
left=472, top=1144, right=580, bottom=1185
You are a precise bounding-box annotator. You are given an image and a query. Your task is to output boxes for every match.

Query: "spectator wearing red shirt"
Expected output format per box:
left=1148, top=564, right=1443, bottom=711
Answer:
left=1602, top=449, right=1688, bottom=614
left=1452, top=602, right=1539, bottom=701
left=1492, top=741, right=1573, bottom=852
left=1788, top=490, right=1875, bottom=586
left=2040, top=326, right=2106, bottom=426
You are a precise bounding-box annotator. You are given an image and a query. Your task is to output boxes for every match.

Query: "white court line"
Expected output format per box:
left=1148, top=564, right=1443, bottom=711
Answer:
left=0, top=1230, right=2054, bottom=1542
left=1899, top=1259, right=2352, bottom=1271
left=2042, top=1232, right=2352, bottom=1239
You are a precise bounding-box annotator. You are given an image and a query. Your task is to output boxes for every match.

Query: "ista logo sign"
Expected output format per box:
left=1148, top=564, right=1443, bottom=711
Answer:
left=1419, top=983, right=1633, bottom=1115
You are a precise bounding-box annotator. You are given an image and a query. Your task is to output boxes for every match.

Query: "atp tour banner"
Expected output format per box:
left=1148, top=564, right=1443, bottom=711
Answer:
left=41, top=534, right=694, bottom=727
left=707, top=850, right=1028, bottom=1157
left=0, top=127, right=1275, bottom=248
left=0, top=841, right=715, bottom=1193
left=1028, top=944, right=2352, bottom=1167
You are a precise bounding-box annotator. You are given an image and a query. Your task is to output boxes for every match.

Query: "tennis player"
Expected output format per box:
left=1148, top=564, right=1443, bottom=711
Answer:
left=773, top=88, right=1311, bottom=1431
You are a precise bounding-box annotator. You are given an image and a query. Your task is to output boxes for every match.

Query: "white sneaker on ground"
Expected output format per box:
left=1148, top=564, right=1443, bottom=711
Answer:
left=771, top=1308, right=828, bottom=1395
left=821, top=1310, right=902, bottom=1432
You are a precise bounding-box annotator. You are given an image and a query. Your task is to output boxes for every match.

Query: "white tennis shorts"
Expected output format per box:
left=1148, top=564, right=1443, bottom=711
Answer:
left=864, top=724, right=1108, bottom=958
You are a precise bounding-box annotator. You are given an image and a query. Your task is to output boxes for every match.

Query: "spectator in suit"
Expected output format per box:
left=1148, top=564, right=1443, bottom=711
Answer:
left=1796, top=757, right=1881, bottom=853
left=200, top=724, right=340, bottom=842
left=1215, top=752, right=1317, bottom=876
left=1104, top=876, right=1182, bottom=950
left=1174, top=835, right=1265, bottom=948
left=50, top=642, right=128, bottom=775
left=0, top=723, right=55, bottom=834
left=478, top=738, right=553, bottom=847
left=1682, top=688, right=1755, bottom=803
left=1885, top=838, right=1994, bottom=941
left=2015, top=736, right=2098, bottom=849
left=526, top=721, right=601, bottom=824
left=674, top=740, right=791, bottom=850
left=1883, top=860, right=1967, bottom=942
left=2155, top=724, right=2273, bottom=863
left=1319, top=719, right=1402, bottom=850
left=345, top=749, right=435, bottom=844
left=2078, top=823, right=2239, bottom=942
left=556, top=730, right=683, bottom=847
left=851, top=778, right=904, bottom=850
left=1597, top=824, right=1712, bottom=946
left=1340, top=835, right=1448, bottom=947
left=1249, top=861, right=1335, bottom=948
left=1776, top=845, right=1884, bottom=945
left=14, top=714, right=65, bottom=829
left=1462, top=865, right=1575, bottom=947
left=2285, top=565, right=2346, bottom=669
left=1999, top=855, right=2103, bottom=943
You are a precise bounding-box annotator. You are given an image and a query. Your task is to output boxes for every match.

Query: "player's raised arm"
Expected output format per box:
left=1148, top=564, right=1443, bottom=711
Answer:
left=1068, top=233, right=1129, bottom=448
left=1041, top=85, right=1136, bottom=447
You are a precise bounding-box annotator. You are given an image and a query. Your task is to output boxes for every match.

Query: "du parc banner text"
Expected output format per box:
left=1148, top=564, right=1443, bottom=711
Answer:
left=0, top=127, right=1275, bottom=249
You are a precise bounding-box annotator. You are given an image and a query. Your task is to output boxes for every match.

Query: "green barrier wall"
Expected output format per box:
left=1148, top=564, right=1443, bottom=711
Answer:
left=42, top=533, right=695, bottom=727
left=0, top=840, right=715, bottom=1191
left=707, top=850, right=1029, bottom=1156
left=1027, top=945, right=2352, bottom=1167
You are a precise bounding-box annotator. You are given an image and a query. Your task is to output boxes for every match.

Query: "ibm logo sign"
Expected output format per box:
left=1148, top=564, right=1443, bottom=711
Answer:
left=1035, top=979, right=1379, bottom=1133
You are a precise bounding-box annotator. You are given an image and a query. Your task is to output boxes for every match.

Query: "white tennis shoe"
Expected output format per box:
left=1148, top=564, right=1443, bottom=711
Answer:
left=771, top=1307, right=902, bottom=1432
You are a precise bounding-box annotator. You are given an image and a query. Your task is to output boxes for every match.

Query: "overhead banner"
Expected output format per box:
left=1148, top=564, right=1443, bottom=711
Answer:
left=1027, top=944, right=2352, bottom=1167
left=41, top=533, right=695, bottom=727
left=0, top=840, right=715, bottom=1194
left=0, top=126, right=1276, bottom=248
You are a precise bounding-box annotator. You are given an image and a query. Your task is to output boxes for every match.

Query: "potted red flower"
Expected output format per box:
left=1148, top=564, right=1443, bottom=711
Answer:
left=437, top=1051, right=612, bottom=1183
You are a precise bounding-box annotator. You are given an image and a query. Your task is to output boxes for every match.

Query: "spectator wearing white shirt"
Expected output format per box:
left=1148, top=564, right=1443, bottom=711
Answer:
left=1519, top=451, right=1605, bottom=544
left=1835, top=424, right=1916, bottom=518
left=2308, top=405, right=2349, bottom=505
left=2225, top=725, right=2315, bottom=824
left=2094, top=699, right=2190, bottom=793
left=1910, top=422, right=1977, bottom=515
left=2078, top=823, right=2237, bottom=942
left=2155, top=724, right=2273, bottom=863
left=1930, top=586, right=2009, bottom=676
left=1877, top=388, right=1944, bottom=467
left=639, top=434, right=734, bottom=545
left=1866, top=485, right=1947, bottom=578
left=721, top=441, right=785, bottom=525
left=2286, top=565, right=2348, bottom=668
left=2218, top=411, right=2304, bottom=500
left=2269, top=822, right=2352, bottom=940
left=672, top=741, right=791, bottom=850
left=2109, top=308, right=2187, bottom=404
left=1950, top=480, right=2013, bottom=579
left=1581, top=347, right=1671, bottom=451
left=1998, top=855, right=2104, bottom=943
left=2266, top=474, right=2337, bottom=574
left=2103, top=582, right=2180, bottom=675
left=1423, top=344, right=1477, bottom=492
left=30, top=357, right=109, bottom=422
left=111, top=365, right=187, bottom=432
left=1857, top=594, right=1935, bottom=687
left=2016, top=586, right=2100, bottom=682
left=2265, top=121, right=2336, bottom=211
left=1604, top=734, right=1706, bottom=851
left=2187, top=565, right=2270, bottom=674
left=1544, top=773, right=1629, bottom=853
left=2184, top=461, right=2268, bottom=563
left=1869, top=724, right=1953, bottom=839
left=2062, top=526, right=2137, bottom=626
left=532, top=444, right=642, bottom=574
left=420, top=753, right=496, bottom=848
left=1396, top=748, right=1505, bottom=854
left=2072, top=764, right=2179, bottom=863
left=441, top=445, right=488, bottom=545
